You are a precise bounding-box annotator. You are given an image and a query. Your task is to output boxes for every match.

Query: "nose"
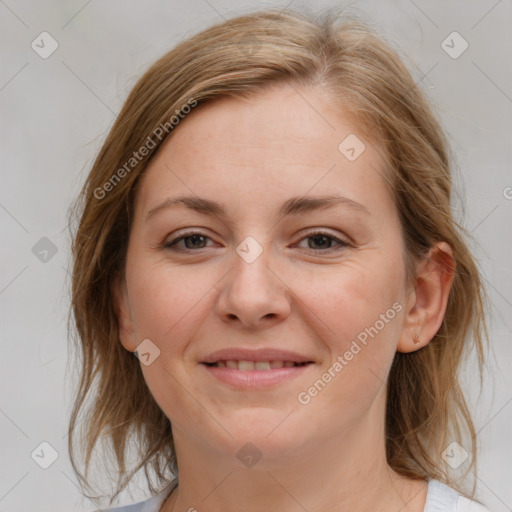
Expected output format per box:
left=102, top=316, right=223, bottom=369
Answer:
left=215, top=245, right=291, bottom=330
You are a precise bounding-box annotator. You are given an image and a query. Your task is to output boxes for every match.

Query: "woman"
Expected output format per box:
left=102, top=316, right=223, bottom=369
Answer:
left=67, top=8, right=491, bottom=512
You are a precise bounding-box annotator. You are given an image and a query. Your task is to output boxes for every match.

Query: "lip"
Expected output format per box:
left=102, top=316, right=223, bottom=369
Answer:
left=200, top=348, right=316, bottom=390
left=201, top=347, right=314, bottom=364
left=201, top=363, right=315, bottom=390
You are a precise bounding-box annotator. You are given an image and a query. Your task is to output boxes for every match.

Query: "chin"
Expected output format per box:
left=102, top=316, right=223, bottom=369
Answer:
left=211, top=410, right=311, bottom=459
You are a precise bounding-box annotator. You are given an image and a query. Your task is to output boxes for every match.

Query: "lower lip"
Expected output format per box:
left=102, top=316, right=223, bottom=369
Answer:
left=201, top=363, right=314, bottom=389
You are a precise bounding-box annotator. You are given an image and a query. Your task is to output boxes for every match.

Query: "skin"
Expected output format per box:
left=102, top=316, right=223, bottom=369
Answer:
left=114, top=83, right=455, bottom=512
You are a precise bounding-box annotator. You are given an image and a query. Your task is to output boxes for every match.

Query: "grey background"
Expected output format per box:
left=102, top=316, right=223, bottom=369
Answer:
left=0, top=1, right=511, bottom=511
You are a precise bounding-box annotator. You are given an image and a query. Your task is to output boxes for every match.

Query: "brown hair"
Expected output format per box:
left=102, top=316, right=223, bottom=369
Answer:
left=67, top=7, right=488, bottom=506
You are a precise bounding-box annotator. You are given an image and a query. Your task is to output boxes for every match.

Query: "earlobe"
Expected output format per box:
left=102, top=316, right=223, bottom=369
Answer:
left=397, top=242, right=455, bottom=353
left=111, top=274, right=137, bottom=352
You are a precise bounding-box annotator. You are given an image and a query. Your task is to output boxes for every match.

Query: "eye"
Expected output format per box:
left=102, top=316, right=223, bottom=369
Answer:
left=164, top=231, right=215, bottom=251
left=295, top=230, right=350, bottom=253
left=163, top=229, right=350, bottom=253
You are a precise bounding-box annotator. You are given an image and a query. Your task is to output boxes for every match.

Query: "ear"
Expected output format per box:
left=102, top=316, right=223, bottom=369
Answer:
left=111, top=273, right=137, bottom=352
left=397, top=241, right=455, bottom=353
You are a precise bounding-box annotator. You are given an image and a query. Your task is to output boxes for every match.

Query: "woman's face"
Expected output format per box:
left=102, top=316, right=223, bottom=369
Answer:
left=116, top=84, right=413, bottom=465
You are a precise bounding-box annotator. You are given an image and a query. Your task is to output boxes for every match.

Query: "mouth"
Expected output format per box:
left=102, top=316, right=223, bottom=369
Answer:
left=203, top=360, right=313, bottom=370
left=200, top=348, right=316, bottom=389
left=200, top=350, right=316, bottom=389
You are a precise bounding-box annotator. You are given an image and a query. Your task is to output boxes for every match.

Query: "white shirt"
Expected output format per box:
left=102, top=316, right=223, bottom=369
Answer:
left=106, top=479, right=492, bottom=512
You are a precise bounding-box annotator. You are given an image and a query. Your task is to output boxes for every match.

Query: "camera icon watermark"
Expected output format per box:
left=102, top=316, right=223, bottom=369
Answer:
left=441, top=31, right=468, bottom=59
left=237, top=32, right=261, bottom=56
left=338, top=134, right=366, bottom=161
left=31, top=441, right=59, bottom=469
left=236, top=442, right=262, bottom=468
left=32, top=237, right=58, bottom=263
left=31, top=32, right=59, bottom=59
left=441, top=441, right=469, bottom=469
left=236, top=236, right=263, bottom=264
left=134, top=338, right=161, bottom=366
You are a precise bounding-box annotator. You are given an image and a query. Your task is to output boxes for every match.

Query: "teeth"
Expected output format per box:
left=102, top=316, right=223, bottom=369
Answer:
left=214, top=360, right=307, bottom=370
left=238, top=360, right=255, bottom=371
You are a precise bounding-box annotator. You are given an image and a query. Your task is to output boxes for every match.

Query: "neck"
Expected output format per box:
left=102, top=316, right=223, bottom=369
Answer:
left=161, top=392, right=428, bottom=512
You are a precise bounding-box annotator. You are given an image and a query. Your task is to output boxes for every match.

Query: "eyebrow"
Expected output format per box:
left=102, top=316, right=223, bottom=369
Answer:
left=146, top=194, right=371, bottom=221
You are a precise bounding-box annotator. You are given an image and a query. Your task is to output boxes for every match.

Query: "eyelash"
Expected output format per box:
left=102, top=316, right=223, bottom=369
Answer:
left=163, top=229, right=350, bottom=254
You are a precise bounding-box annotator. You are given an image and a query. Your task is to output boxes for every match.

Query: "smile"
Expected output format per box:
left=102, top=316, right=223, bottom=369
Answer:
left=201, top=360, right=315, bottom=389
left=204, top=360, right=312, bottom=370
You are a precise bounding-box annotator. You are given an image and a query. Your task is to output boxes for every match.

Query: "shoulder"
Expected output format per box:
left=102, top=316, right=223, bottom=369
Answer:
left=104, top=483, right=175, bottom=512
left=457, top=495, right=493, bottom=512
left=425, top=479, right=493, bottom=512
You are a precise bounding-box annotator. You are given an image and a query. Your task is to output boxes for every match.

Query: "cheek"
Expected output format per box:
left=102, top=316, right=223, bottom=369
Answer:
left=127, top=258, right=220, bottom=353
left=300, top=251, right=404, bottom=335
left=125, top=261, right=220, bottom=427
left=294, top=254, right=405, bottom=398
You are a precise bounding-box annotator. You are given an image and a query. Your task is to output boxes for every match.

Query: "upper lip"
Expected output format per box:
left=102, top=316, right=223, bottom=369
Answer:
left=202, top=348, right=314, bottom=364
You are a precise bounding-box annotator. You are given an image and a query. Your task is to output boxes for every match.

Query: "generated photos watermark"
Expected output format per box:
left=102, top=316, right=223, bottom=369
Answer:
left=94, top=97, right=198, bottom=200
left=297, top=301, right=403, bottom=405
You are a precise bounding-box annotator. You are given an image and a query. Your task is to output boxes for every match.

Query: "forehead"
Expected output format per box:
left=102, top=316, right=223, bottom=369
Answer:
left=165, top=85, right=369, bottom=161
left=135, top=84, right=390, bottom=215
